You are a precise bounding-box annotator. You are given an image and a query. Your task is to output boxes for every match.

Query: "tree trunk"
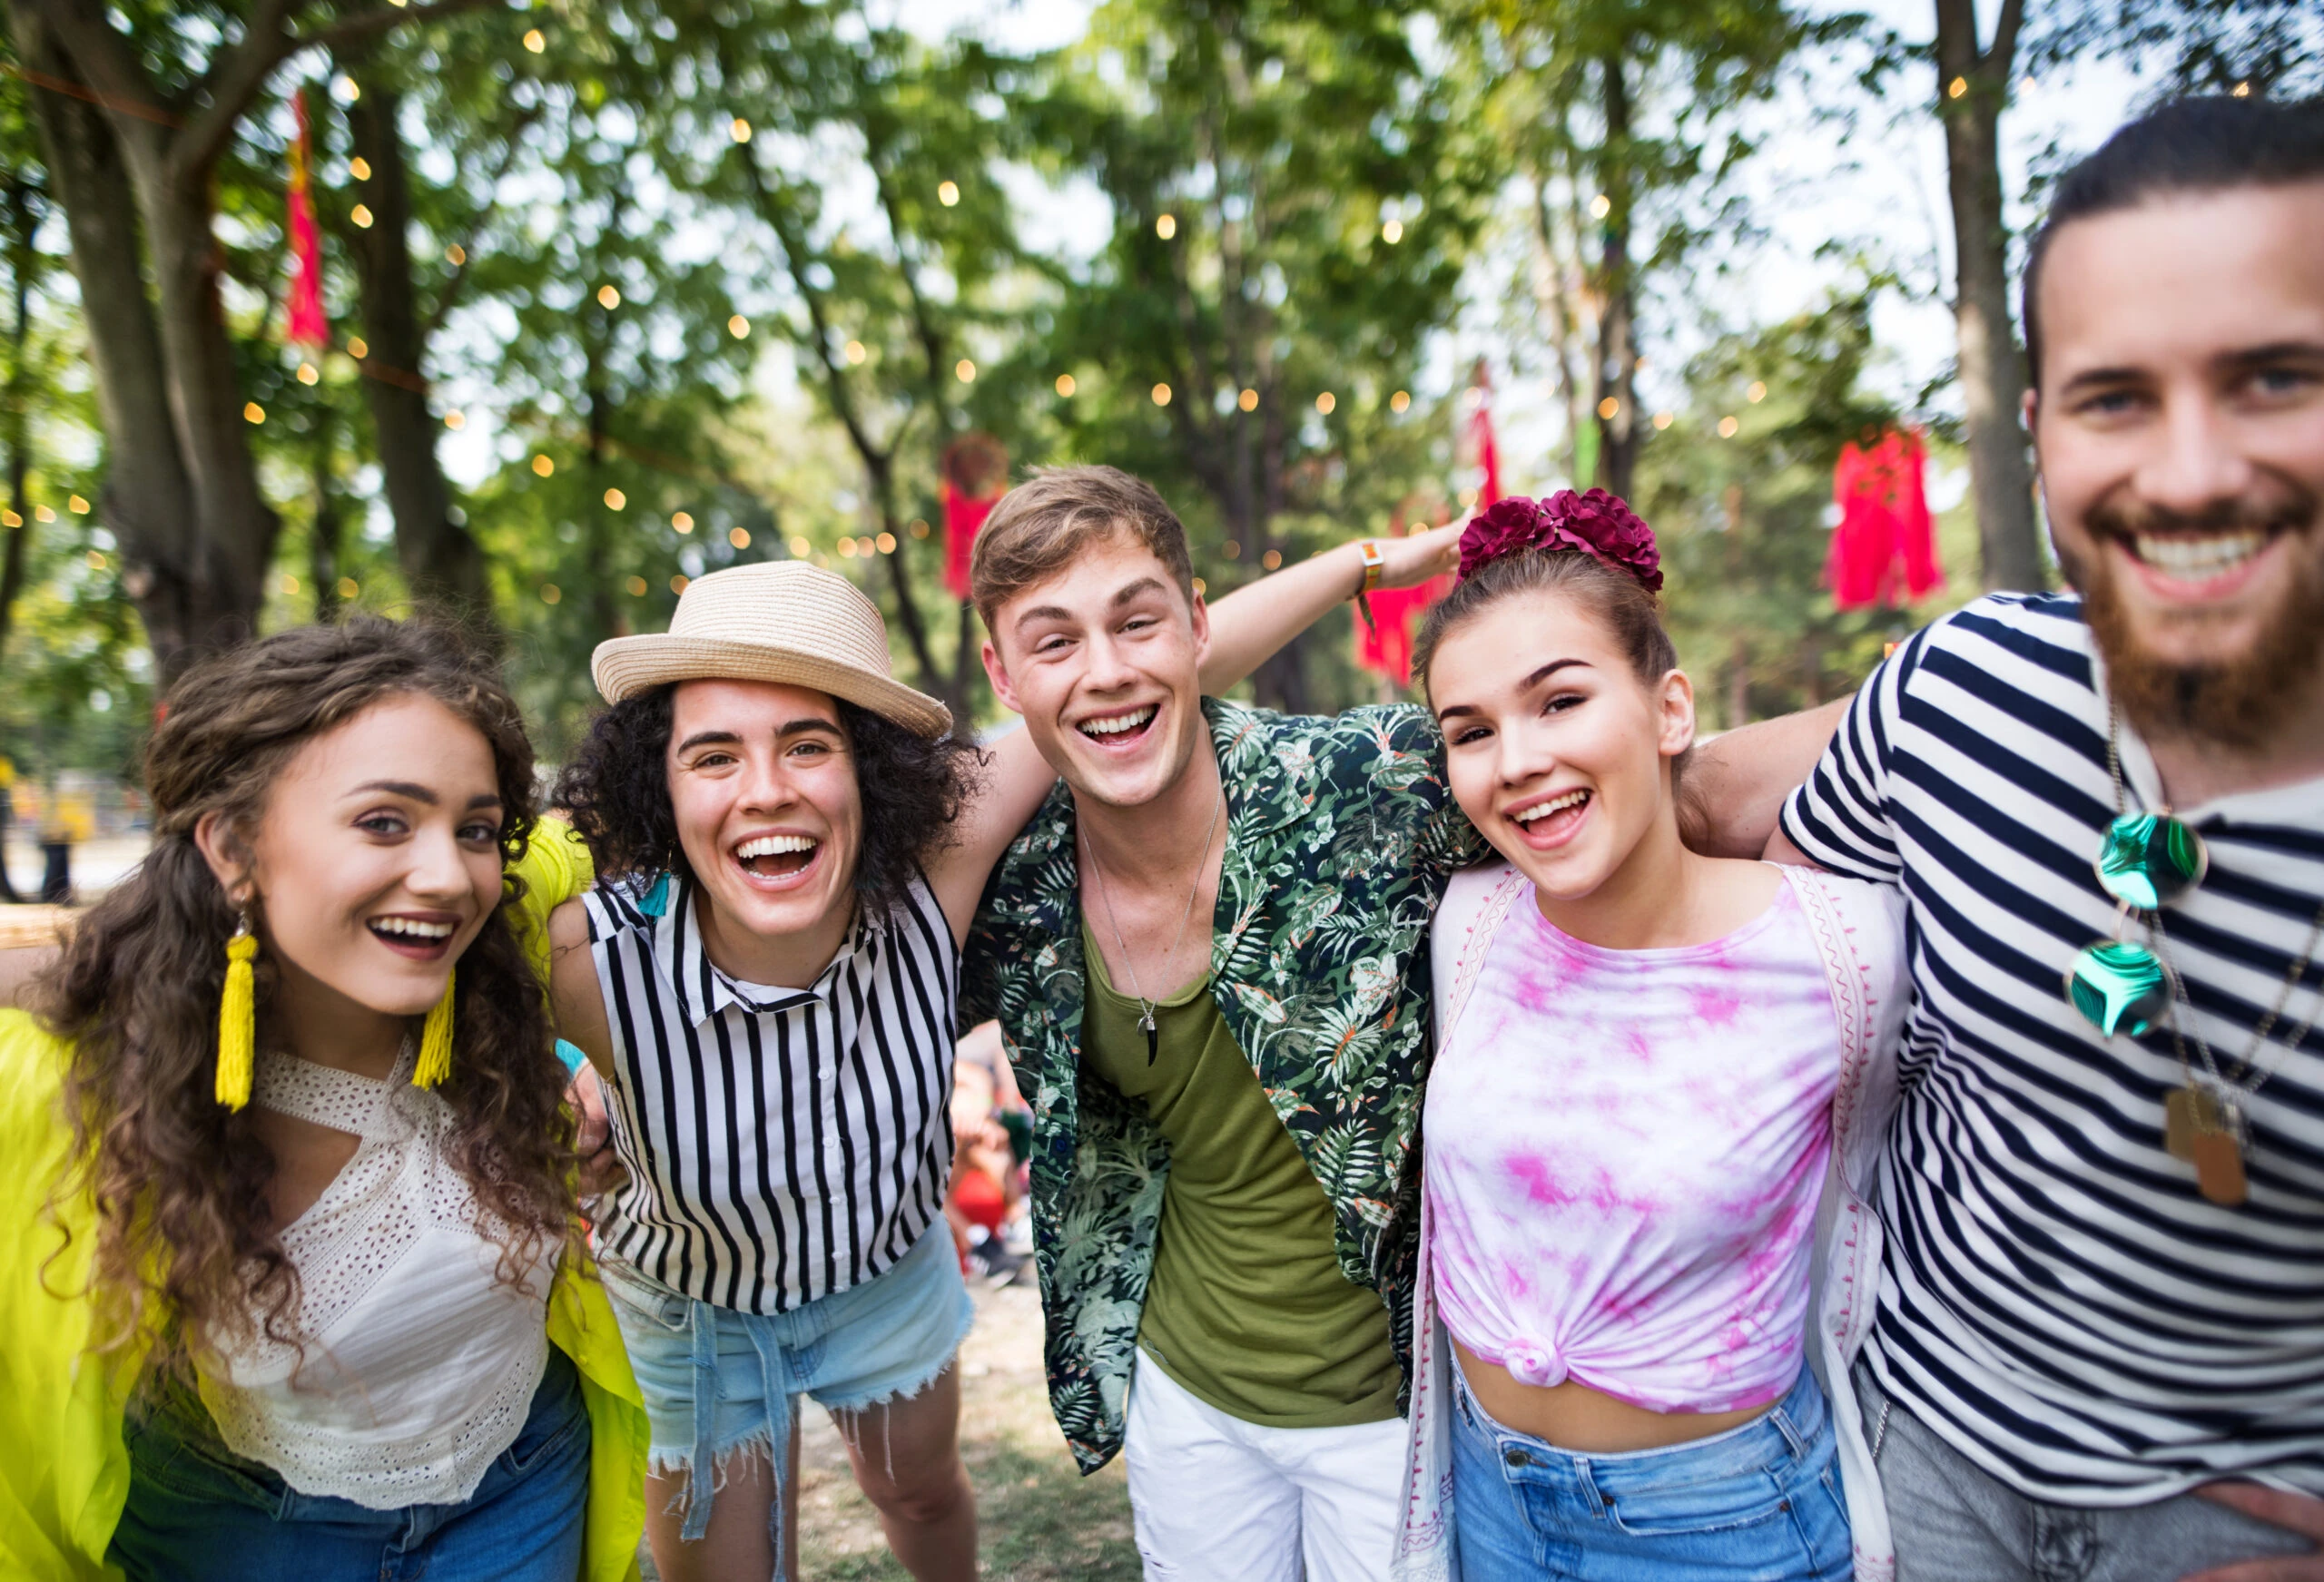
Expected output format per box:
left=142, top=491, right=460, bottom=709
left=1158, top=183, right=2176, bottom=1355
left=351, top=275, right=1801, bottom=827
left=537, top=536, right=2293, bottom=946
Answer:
left=7, top=5, right=205, bottom=670
left=1935, top=0, right=2043, bottom=592
left=0, top=179, right=34, bottom=657
left=1593, top=53, right=1640, bottom=501
left=310, top=433, right=345, bottom=623
left=137, top=168, right=280, bottom=663
left=340, top=73, right=495, bottom=632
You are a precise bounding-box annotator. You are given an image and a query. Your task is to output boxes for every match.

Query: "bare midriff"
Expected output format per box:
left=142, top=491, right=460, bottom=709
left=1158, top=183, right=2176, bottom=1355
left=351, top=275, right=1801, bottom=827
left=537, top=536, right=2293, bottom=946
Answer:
left=1453, top=1340, right=1775, bottom=1454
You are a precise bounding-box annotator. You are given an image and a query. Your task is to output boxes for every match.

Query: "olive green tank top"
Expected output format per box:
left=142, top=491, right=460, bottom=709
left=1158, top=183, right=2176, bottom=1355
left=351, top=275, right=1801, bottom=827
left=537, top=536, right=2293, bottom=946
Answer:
left=1081, top=924, right=1400, bottom=1429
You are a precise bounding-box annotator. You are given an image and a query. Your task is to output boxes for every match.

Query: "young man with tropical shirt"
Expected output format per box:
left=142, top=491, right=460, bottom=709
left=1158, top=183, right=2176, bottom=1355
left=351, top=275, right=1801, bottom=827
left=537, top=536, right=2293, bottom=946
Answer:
left=956, top=465, right=1473, bottom=1580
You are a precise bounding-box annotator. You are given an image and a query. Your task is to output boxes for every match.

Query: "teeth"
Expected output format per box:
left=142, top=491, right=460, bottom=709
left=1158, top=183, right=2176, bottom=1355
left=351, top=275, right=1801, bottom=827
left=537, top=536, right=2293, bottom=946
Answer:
left=371, top=917, right=455, bottom=939
left=737, top=833, right=818, bottom=860
left=1079, top=707, right=1156, bottom=738
left=2133, top=530, right=2264, bottom=578
left=1513, top=790, right=1588, bottom=825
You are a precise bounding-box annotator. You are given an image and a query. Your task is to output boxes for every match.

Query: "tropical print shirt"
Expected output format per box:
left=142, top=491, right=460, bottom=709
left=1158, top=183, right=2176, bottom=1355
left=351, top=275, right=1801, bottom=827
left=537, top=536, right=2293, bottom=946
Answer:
left=962, top=698, right=1483, bottom=1471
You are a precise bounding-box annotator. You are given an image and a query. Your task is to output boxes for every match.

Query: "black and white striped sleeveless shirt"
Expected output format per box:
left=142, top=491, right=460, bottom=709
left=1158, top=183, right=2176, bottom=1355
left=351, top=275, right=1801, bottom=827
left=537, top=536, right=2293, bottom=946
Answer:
left=1783, top=593, right=2324, bottom=1503
left=582, top=872, right=958, bottom=1314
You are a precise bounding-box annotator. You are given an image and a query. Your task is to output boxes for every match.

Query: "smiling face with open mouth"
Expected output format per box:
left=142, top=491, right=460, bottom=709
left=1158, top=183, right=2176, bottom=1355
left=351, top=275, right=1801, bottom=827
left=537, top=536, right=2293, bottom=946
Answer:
left=220, top=693, right=506, bottom=1027
left=665, top=678, right=863, bottom=987
left=982, top=533, right=1210, bottom=811
left=1430, top=590, right=1695, bottom=906
left=2034, top=183, right=2324, bottom=746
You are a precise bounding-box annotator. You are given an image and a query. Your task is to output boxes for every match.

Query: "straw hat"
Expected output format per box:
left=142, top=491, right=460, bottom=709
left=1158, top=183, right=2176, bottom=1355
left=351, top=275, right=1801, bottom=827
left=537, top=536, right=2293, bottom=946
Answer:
left=591, top=561, right=951, bottom=738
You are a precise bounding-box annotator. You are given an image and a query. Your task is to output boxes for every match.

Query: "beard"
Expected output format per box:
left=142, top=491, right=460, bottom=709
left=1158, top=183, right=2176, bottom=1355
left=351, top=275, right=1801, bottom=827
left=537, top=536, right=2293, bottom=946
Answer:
left=2072, top=487, right=2324, bottom=751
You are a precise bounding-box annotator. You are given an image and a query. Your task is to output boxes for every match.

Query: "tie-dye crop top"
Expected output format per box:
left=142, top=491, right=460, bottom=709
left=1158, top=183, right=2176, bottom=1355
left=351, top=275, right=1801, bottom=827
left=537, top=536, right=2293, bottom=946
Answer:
left=1422, top=880, right=1839, bottom=1415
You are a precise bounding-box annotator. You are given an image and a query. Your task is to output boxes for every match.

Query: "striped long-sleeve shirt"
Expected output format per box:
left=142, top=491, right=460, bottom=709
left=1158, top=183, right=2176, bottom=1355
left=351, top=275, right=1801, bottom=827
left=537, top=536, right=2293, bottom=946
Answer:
left=582, top=873, right=957, bottom=1314
left=1782, top=593, right=2324, bottom=1502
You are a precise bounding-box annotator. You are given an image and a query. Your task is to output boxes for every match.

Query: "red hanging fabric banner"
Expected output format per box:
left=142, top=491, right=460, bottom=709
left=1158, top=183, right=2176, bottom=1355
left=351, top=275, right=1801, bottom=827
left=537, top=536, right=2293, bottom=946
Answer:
left=1826, top=427, right=1942, bottom=609
left=940, top=433, right=1009, bottom=600
left=1466, top=359, right=1502, bottom=508
left=942, top=483, right=997, bottom=600
left=286, top=90, right=328, bottom=349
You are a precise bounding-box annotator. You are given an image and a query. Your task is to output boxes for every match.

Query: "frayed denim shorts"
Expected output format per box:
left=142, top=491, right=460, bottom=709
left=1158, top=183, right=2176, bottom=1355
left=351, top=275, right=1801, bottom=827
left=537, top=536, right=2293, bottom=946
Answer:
left=599, top=1222, right=972, bottom=1543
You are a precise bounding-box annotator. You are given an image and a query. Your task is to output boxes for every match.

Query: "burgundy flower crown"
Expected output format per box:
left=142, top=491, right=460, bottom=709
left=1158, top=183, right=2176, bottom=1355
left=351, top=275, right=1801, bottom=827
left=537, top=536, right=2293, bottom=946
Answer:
left=1455, top=488, right=1663, bottom=594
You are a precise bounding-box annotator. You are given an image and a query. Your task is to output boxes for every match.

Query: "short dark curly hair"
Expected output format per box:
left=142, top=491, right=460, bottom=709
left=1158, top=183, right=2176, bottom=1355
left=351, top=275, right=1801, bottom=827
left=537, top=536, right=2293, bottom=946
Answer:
left=553, top=683, right=981, bottom=919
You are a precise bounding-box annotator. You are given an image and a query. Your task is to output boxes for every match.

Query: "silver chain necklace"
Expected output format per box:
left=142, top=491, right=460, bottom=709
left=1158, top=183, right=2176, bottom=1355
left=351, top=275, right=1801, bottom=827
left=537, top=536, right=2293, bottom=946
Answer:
left=1082, top=790, right=1225, bottom=1066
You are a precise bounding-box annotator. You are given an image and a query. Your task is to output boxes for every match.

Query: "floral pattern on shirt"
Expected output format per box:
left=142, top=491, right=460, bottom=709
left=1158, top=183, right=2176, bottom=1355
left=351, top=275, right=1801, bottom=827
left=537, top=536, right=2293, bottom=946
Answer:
left=962, top=698, right=1483, bottom=1471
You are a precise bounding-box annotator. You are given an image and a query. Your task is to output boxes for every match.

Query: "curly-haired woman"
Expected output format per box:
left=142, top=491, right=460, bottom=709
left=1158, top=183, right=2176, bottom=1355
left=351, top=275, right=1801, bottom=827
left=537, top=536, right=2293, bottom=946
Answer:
left=0, top=617, right=644, bottom=1582
left=547, top=547, right=1443, bottom=1582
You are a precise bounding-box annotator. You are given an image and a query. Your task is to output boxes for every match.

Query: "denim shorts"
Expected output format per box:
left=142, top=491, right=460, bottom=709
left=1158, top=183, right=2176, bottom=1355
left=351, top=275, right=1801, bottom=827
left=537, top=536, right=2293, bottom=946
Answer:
left=1451, top=1362, right=1853, bottom=1580
left=108, top=1347, right=590, bottom=1582
left=599, top=1222, right=972, bottom=1544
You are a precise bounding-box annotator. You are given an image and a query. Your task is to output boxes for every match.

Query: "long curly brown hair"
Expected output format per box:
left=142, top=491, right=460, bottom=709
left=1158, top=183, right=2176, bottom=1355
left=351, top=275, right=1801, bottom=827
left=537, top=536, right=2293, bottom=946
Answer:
left=37, top=617, right=577, bottom=1360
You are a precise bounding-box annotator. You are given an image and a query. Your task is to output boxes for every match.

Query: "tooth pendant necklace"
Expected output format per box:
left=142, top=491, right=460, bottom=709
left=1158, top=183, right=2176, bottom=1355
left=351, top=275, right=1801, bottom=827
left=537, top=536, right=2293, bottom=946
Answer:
left=1083, top=790, right=1225, bottom=1066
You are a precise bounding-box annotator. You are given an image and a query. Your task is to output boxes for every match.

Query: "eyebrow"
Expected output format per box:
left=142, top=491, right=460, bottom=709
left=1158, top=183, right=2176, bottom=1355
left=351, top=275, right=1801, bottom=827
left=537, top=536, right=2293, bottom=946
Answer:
left=2060, top=339, right=2324, bottom=395
left=1010, top=578, right=1174, bottom=634
left=673, top=720, right=841, bottom=754
left=348, top=781, right=500, bottom=811
left=1434, top=658, right=1589, bottom=722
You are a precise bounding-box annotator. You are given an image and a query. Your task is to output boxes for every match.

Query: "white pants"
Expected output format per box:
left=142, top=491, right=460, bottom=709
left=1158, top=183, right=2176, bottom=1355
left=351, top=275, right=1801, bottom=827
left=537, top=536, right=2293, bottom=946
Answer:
left=1123, top=1353, right=1404, bottom=1582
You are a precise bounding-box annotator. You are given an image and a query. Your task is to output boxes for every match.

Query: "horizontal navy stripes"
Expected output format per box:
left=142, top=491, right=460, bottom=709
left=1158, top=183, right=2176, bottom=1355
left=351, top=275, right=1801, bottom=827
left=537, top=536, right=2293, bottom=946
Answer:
left=583, top=873, right=957, bottom=1316
left=1781, top=593, right=2324, bottom=1503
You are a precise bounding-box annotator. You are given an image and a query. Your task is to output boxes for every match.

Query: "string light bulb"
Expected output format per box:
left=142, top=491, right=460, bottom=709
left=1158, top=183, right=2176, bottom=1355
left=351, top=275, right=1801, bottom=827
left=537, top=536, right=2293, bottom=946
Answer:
left=351, top=204, right=374, bottom=229
left=350, top=157, right=372, bottom=181
left=1156, top=213, right=1177, bottom=240
left=443, top=409, right=466, bottom=430
left=597, top=284, right=621, bottom=309
left=244, top=402, right=266, bottom=424
left=348, top=336, right=369, bottom=359
left=672, top=511, right=694, bottom=533
left=447, top=244, right=466, bottom=265
left=789, top=535, right=812, bottom=557
left=604, top=487, right=626, bottom=509
left=729, top=526, right=751, bottom=548
left=1152, top=382, right=1172, bottom=407
left=1718, top=415, right=1740, bottom=437
left=524, top=28, right=546, bottom=52
left=1055, top=373, right=1076, bottom=397
left=845, top=339, right=866, bottom=364
left=1238, top=388, right=1258, bottom=412
left=729, top=315, right=750, bottom=339
left=1315, top=392, right=1335, bottom=415
left=297, top=362, right=320, bottom=385
left=1590, top=193, right=1610, bottom=219
left=1747, top=380, right=1768, bottom=403
left=532, top=454, right=555, bottom=477
left=956, top=359, right=976, bottom=382
left=1381, top=220, right=1403, bottom=243
left=731, top=117, right=752, bottom=142
left=1390, top=390, right=1411, bottom=413
left=938, top=181, right=960, bottom=206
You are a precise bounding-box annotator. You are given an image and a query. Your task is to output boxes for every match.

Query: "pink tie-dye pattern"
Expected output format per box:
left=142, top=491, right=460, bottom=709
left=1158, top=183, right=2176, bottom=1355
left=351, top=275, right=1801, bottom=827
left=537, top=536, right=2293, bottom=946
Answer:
left=1423, top=884, right=1839, bottom=1415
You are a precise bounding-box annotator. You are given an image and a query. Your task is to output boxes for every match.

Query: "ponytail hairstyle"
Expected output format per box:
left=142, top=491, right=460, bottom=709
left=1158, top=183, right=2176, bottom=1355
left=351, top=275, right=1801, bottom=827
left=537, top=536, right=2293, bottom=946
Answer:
left=37, top=616, right=576, bottom=1360
left=1413, top=489, right=1689, bottom=774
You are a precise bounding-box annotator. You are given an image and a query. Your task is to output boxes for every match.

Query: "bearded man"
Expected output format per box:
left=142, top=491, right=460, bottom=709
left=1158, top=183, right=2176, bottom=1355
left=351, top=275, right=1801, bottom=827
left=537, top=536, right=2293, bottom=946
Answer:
left=1748, top=95, right=2324, bottom=1578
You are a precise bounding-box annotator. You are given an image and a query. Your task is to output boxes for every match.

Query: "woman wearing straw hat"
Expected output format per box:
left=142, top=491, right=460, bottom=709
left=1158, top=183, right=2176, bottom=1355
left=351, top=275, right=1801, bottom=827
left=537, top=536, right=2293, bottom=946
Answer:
left=546, top=540, right=1455, bottom=1582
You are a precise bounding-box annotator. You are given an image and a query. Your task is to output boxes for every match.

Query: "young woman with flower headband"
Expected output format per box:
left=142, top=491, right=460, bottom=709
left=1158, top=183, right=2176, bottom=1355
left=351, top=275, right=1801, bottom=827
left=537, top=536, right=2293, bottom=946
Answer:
left=0, top=617, right=645, bottom=1581
left=1389, top=492, right=1911, bottom=1581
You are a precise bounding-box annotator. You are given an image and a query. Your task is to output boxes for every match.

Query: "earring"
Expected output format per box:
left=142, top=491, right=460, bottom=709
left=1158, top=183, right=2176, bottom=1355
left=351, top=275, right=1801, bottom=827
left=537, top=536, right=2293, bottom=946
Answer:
left=413, top=969, right=456, bottom=1089
left=216, top=913, right=259, bottom=1111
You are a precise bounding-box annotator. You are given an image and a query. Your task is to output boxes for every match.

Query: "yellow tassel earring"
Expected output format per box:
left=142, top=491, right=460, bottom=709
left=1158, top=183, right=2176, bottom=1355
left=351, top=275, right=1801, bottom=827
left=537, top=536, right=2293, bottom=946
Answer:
left=413, top=969, right=456, bottom=1089
left=215, top=916, right=259, bottom=1111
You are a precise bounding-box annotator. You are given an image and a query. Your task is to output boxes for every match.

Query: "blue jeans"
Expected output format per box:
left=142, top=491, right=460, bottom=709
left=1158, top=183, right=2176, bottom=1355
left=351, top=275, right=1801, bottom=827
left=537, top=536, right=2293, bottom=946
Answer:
left=109, top=1347, right=590, bottom=1582
left=1452, top=1363, right=1853, bottom=1580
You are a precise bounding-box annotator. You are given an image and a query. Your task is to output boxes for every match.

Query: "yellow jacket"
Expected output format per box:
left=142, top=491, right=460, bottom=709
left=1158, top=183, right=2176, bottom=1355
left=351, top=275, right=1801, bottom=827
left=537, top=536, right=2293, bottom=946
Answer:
left=0, top=822, right=645, bottom=1581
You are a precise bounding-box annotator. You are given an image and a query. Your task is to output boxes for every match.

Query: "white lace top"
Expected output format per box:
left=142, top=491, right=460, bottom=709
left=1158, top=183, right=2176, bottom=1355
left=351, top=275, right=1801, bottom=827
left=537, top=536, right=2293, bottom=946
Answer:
left=197, top=1049, right=556, bottom=1509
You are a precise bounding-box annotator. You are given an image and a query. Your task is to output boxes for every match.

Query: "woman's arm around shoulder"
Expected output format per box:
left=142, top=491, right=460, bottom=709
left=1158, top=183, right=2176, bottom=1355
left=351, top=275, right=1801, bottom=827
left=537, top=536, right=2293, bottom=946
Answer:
left=547, top=899, right=615, bottom=1079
